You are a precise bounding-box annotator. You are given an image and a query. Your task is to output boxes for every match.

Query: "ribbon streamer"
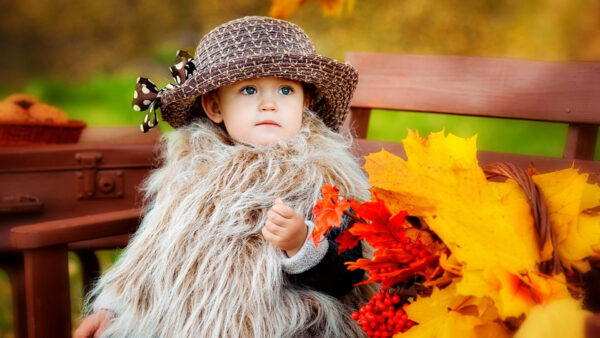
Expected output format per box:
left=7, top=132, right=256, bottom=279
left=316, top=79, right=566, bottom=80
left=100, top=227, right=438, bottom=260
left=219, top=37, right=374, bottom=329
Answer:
left=132, top=50, right=196, bottom=133
left=170, top=50, right=196, bottom=86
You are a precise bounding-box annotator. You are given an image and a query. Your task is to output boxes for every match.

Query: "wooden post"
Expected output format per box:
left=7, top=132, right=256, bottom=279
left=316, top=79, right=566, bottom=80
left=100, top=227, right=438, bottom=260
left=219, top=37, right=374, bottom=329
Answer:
left=23, top=246, right=71, bottom=338
left=564, top=123, right=598, bottom=160
left=0, top=253, right=28, bottom=338
left=344, top=108, right=372, bottom=139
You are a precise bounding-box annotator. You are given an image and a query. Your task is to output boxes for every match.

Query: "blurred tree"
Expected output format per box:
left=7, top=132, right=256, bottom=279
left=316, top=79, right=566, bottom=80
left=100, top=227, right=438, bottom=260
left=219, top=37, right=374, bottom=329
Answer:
left=0, top=0, right=269, bottom=85
left=0, top=0, right=598, bottom=88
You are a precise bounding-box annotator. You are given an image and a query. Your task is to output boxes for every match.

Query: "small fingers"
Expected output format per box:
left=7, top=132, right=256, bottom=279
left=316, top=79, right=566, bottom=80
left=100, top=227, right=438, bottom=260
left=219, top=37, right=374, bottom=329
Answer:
left=272, top=199, right=295, bottom=218
left=268, top=209, right=289, bottom=226
left=95, top=312, right=113, bottom=338
left=266, top=219, right=285, bottom=235
left=262, top=222, right=282, bottom=239
left=74, top=314, right=100, bottom=338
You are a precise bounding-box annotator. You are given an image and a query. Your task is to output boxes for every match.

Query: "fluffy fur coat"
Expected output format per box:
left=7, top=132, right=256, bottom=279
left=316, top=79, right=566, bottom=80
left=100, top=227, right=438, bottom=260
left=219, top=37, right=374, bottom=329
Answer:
left=86, top=112, right=373, bottom=337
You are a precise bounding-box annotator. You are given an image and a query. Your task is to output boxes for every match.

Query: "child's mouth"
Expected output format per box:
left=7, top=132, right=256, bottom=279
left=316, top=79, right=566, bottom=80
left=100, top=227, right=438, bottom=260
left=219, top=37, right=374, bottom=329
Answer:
left=256, top=120, right=280, bottom=127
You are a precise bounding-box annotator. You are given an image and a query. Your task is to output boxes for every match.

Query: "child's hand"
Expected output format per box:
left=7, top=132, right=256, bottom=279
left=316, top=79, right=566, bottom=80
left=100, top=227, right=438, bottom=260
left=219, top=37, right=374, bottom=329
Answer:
left=262, top=198, right=307, bottom=257
left=73, top=309, right=113, bottom=338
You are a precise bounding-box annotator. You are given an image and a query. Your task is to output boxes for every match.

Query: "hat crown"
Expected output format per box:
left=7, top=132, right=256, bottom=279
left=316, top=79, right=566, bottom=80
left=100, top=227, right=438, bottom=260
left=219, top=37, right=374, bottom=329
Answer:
left=194, top=16, right=316, bottom=71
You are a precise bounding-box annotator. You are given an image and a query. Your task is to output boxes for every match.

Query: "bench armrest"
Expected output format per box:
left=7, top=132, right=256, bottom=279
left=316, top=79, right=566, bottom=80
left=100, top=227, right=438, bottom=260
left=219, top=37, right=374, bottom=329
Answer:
left=10, top=208, right=142, bottom=249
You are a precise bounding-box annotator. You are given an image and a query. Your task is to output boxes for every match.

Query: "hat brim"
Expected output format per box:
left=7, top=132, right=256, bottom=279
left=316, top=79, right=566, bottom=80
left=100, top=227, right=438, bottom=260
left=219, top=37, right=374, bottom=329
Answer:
left=160, top=54, right=358, bottom=131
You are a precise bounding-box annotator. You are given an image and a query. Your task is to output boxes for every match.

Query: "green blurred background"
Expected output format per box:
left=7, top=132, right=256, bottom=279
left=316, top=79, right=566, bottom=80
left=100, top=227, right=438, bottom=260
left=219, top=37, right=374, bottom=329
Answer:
left=1, top=0, right=599, bottom=336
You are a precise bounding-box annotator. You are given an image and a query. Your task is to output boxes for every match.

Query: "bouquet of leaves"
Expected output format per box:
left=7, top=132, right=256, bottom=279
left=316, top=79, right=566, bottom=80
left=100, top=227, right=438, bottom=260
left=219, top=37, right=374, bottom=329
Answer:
left=311, top=131, right=600, bottom=338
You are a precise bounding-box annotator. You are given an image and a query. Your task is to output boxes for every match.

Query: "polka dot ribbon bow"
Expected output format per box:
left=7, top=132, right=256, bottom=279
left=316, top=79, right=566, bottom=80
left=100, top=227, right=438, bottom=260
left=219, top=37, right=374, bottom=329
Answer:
left=132, top=50, right=196, bottom=132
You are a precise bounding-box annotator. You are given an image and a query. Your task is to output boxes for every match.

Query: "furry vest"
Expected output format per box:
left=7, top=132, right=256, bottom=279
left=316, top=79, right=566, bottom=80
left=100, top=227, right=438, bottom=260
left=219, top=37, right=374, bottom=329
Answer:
left=88, top=114, right=372, bottom=337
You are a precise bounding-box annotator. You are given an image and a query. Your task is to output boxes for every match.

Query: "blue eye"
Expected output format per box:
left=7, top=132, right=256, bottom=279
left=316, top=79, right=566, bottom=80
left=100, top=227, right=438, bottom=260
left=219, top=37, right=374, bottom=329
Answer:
left=279, top=87, right=292, bottom=95
left=241, top=86, right=256, bottom=95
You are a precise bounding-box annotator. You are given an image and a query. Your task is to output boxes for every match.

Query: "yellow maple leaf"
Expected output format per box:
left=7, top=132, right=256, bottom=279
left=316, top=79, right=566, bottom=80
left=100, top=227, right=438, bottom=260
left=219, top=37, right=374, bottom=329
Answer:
left=401, top=285, right=511, bottom=338
left=581, top=176, right=600, bottom=210
left=514, top=298, right=592, bottom=338
left=580, top=213, right=600, bottom=252
left=370, top=187, right=436, bottom=216
left=533, top=169, right=600, bottom=272
left=364, top=131, right=541, bottom=273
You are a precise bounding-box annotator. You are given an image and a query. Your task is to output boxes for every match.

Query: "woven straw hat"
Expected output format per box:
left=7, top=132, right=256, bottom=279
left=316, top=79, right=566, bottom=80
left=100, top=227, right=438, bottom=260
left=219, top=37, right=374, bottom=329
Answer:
left=134, top=16, right=358, bottom=132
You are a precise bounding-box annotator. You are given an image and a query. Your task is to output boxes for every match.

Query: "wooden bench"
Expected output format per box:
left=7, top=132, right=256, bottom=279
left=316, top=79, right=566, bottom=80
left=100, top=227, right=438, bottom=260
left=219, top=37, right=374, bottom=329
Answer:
left=345, top=52, right=599, bottom=170
left=9, top=52, right=600, bottom=338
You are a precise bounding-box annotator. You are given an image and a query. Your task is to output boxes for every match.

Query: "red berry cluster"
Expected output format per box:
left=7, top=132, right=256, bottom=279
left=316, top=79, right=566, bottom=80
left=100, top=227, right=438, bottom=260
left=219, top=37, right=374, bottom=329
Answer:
left=396, top=238, right=429, bottom=258
left=370, top=239, right=430, bottom=277
left=351, top=290, right=415, bottom=338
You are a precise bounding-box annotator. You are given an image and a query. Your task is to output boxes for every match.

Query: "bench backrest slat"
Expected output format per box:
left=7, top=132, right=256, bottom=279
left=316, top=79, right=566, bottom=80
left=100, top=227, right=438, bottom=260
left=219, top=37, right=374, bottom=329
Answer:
left=345, top=52, right=600, bottom=161
left=346, top=52, right=600, bottom=124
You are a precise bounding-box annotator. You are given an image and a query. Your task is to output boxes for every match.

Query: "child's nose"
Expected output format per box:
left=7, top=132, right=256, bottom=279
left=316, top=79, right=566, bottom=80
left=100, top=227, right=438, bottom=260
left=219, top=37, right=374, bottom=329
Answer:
left=258, top=93, right=277, bottom=112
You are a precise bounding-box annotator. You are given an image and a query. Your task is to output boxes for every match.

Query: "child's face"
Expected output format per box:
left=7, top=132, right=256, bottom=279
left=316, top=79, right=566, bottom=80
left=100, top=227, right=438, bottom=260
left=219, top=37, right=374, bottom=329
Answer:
left=201, top=78, right=306, bottom=146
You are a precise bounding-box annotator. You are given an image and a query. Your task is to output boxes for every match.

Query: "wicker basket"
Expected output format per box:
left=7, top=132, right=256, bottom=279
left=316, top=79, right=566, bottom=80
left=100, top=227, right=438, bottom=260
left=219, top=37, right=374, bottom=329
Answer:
left=0, top=120, right=87, bottom=145
left=484, top=162, right=562, bottom=275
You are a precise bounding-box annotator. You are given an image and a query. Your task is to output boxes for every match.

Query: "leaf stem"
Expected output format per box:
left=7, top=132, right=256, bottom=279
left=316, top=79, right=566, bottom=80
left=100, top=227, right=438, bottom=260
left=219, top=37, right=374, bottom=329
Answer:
left=451, top=295, right=472, bottom=312
left=343, top=209, right=366, bottom=223
left=530, top=270, right=584, bottom=294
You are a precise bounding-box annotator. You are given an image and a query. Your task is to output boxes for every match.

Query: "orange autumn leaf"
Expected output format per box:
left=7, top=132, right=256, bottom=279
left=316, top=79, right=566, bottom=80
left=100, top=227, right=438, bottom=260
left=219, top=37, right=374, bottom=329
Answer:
left=268, top=0, right=307, bottom=19
left=316, top=0, right=351, bottom=16
left=311, top=183, right=351, bottom=245
left=268, top=0, right=353, bottom=19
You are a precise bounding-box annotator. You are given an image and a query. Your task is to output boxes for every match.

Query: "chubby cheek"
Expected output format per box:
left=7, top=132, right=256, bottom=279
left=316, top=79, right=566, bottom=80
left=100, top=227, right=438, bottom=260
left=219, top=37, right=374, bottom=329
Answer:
left=284, top=118, right=303, bottom=139
left=223, top=118, right=252, bottom=143
left=285, top=111, right=304, bottom=137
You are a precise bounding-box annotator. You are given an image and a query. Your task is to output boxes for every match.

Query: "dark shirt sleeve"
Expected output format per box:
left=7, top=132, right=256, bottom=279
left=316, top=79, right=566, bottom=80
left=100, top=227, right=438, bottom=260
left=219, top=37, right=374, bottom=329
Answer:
left=288, top=214, right=364, bottom=298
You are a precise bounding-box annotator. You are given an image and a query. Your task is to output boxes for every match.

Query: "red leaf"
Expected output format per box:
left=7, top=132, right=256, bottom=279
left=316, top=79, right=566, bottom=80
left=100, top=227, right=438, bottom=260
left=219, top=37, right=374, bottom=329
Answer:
left=350, top=197, right=390, bottom=225
left=347, top=253, right=439, bottom=289
left=348, top=196, right=409, bottom=250
left=335, top=229, right=361, bottom=254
